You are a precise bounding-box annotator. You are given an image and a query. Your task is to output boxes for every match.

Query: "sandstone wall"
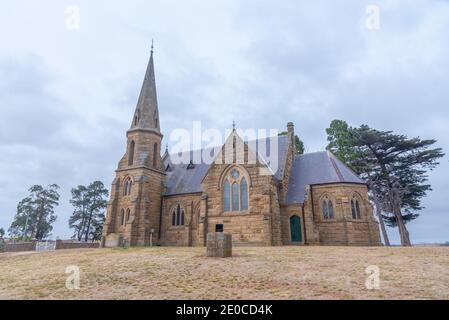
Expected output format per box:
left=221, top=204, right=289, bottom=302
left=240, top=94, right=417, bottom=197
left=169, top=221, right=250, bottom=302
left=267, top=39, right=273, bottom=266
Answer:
left=161, top=193, right=201, bottom=246
left=199, top=132, right=282, bottom=246
left=307, top=183, right=381, bottom=246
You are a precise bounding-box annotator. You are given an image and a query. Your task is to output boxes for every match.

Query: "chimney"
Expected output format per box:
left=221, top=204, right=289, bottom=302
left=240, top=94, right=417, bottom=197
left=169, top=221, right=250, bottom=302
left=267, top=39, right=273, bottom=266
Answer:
left=287, top=122, right=294, bottom=134
left=287, top=122, right=296, bottom=155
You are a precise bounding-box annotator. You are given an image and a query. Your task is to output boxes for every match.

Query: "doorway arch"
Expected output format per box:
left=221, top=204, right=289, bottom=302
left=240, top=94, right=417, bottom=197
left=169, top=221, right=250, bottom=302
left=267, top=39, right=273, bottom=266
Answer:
left=290, top=215, right=302, bottom=243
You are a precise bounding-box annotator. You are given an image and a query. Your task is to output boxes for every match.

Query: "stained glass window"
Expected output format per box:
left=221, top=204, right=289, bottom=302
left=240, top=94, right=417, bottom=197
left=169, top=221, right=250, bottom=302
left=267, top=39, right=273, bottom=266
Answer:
left=232, top=182, right=239, bottom=211
left=240, top=177, right=248, bottom=210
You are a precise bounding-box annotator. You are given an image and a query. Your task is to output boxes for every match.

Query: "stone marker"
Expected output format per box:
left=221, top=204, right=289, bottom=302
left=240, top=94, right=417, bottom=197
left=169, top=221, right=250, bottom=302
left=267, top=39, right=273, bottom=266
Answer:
left=206, top=232, right=232, bottom=258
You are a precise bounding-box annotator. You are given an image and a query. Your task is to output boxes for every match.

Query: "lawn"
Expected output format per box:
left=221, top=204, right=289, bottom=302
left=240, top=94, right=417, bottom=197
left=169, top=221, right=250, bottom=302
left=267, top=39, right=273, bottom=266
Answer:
left=0, top=246, right=448, bottom=300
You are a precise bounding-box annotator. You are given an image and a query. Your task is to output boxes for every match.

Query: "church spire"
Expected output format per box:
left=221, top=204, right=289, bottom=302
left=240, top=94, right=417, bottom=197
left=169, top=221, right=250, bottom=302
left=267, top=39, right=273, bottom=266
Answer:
left=130, top=41, right=160, bottom=132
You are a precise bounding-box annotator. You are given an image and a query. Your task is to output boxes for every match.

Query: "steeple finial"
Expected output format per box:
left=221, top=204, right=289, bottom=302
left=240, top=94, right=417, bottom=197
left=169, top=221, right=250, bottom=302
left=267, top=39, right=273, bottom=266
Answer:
left=151, top=39, right=154, bottom=54
left=232, top=120, right=236, bottom=131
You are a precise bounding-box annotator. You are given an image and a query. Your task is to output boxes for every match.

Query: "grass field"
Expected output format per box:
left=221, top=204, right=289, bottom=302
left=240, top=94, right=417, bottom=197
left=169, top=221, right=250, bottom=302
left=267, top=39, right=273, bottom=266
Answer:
left=0, top=246, right=448, bottom=300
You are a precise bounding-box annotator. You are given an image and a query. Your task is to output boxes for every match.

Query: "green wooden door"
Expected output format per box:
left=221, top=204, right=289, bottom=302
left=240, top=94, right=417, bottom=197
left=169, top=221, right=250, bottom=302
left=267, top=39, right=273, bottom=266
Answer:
left=290, top=216, right=302, bottom=243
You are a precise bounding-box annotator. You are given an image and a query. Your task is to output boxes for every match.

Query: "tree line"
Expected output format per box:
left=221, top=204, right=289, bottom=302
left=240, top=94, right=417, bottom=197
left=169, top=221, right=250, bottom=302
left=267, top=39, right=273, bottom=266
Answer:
left=3, top=181, right=108, bottom=242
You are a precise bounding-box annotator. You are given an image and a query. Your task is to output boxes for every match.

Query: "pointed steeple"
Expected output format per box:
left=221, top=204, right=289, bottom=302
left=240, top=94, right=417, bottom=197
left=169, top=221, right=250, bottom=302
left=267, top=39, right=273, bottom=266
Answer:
left=130, top=41, right=160, bottom=133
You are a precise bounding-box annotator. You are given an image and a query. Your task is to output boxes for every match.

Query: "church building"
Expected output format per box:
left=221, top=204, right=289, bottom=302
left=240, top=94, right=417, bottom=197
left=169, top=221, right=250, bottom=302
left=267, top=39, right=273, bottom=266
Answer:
left=101, top=49, right=381, bottom=247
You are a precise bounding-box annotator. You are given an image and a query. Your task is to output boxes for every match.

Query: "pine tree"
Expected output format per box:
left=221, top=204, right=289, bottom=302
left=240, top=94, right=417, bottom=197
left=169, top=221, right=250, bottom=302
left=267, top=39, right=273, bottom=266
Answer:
left=326, top=120, right=444, bottom=246
left=69, top=181, right=108, bottom=242
left=8, top=184, right=60, bottom=240
left=69, top=185, right=89, bottom=241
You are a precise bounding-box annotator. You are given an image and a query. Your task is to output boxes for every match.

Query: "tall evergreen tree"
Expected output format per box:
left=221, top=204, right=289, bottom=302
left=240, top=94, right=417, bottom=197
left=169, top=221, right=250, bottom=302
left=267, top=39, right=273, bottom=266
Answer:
left=326, top=120, right=444, bottom=246
left=69, top=181, right=108, bottom=242
left=8, top=184, right=60, bottom=240
left=69, top=185, right=89, bottom=241
left=0, top=227, right=5, bottom=239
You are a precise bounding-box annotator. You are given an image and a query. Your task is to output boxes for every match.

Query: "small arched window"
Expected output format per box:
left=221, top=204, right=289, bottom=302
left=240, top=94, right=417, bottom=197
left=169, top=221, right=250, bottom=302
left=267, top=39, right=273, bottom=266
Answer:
left=172, top=211, right=176, bottom=226
left=351, top=197, right=362, bottom=219
left=128, top=141, right=135, bottom=166
left=124, top=177, right=132, bottom=196
left=172, top=204, right=185, bottom=226
left=322, top=196, right=335, bottom=220
left=120, top=209, right=125, bottom=226
left=134, top=110, right=140, bottom=126
left=126, top=209, right=131, bottom=224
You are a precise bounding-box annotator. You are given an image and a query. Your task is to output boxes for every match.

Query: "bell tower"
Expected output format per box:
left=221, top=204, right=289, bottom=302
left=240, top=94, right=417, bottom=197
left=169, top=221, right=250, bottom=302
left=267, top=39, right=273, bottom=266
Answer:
left=102, top=43, right=165, bottom=247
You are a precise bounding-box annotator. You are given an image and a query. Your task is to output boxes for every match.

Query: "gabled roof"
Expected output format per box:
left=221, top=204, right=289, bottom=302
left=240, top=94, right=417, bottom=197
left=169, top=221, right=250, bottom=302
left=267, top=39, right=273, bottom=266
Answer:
left=163, top=135, right=289, bottom=196
left=285, top=151, right=365, bottom=204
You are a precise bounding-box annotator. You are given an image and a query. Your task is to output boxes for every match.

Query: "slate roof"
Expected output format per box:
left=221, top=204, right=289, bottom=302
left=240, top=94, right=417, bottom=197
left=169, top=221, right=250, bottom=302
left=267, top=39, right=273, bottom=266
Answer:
left=163, top=135, right=289, bottom=195
left=285, top=151, right=365, bottom=204
left=163, top=138, right=364, bottom=201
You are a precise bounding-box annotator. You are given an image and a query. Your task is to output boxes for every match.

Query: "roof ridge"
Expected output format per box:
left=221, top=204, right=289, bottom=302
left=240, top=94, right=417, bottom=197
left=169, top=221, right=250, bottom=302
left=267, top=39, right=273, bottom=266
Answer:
left=328, top=152, right=344, bottom=182
left=296, top=150, right=327, bottom=157
left=166, top=135, right=286, bottom=158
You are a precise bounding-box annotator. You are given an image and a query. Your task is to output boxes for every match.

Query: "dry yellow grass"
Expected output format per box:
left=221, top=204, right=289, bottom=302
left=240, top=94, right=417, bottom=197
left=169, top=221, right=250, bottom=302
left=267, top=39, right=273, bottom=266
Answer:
left=1, top=246, right=448, bottom=300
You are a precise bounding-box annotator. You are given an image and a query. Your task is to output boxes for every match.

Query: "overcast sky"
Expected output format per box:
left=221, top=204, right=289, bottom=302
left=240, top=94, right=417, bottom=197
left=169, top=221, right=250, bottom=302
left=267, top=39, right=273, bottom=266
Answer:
left=0, top=0, right=448, bottom=243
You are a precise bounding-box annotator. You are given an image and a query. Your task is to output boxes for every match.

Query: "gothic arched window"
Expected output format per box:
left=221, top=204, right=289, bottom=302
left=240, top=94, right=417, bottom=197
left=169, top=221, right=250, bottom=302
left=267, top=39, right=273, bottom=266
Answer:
left=172, top=211, right=176, bottom=226
left=223, top=168, right=249, bottom=212
left=351, top=196, right=362, bottom=219
left=232, top=182, right=239, bottom=211
left=128, top=141, right=135, bottom=166
left=322, top=196, right=335, bottom=220
left=120, top=209, right=125, bottom=226
left=134, top=110, right=140, bottom=126
left=126, top=209, right=131, bottom=224
left=172, top=204, right=185, bottom=226
left=240, top=177, right=248, bottom=210
left=123, top=177, right=132, bottom=196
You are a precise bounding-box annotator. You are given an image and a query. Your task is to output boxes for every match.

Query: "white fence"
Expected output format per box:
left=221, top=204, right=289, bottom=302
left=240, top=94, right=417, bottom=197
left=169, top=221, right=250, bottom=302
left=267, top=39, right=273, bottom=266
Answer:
left=35, top=241, right=56, bottom=251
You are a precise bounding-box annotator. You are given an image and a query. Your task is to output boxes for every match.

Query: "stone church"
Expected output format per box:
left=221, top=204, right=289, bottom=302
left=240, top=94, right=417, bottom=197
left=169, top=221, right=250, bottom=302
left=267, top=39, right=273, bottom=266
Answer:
left=101, top=49, right=381, bottom=247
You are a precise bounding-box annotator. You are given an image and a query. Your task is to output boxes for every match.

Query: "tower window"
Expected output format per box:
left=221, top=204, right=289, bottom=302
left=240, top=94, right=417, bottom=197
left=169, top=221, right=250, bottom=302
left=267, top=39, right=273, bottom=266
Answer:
left=126, top=209, right=131, bottom=223
left=134, top=110, right=140, bottom=126
left=124, top=177, right=132, bottom=196
left=120, top=209, right=125, bottom=226
left=128, top=141, right=135, bottom=166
